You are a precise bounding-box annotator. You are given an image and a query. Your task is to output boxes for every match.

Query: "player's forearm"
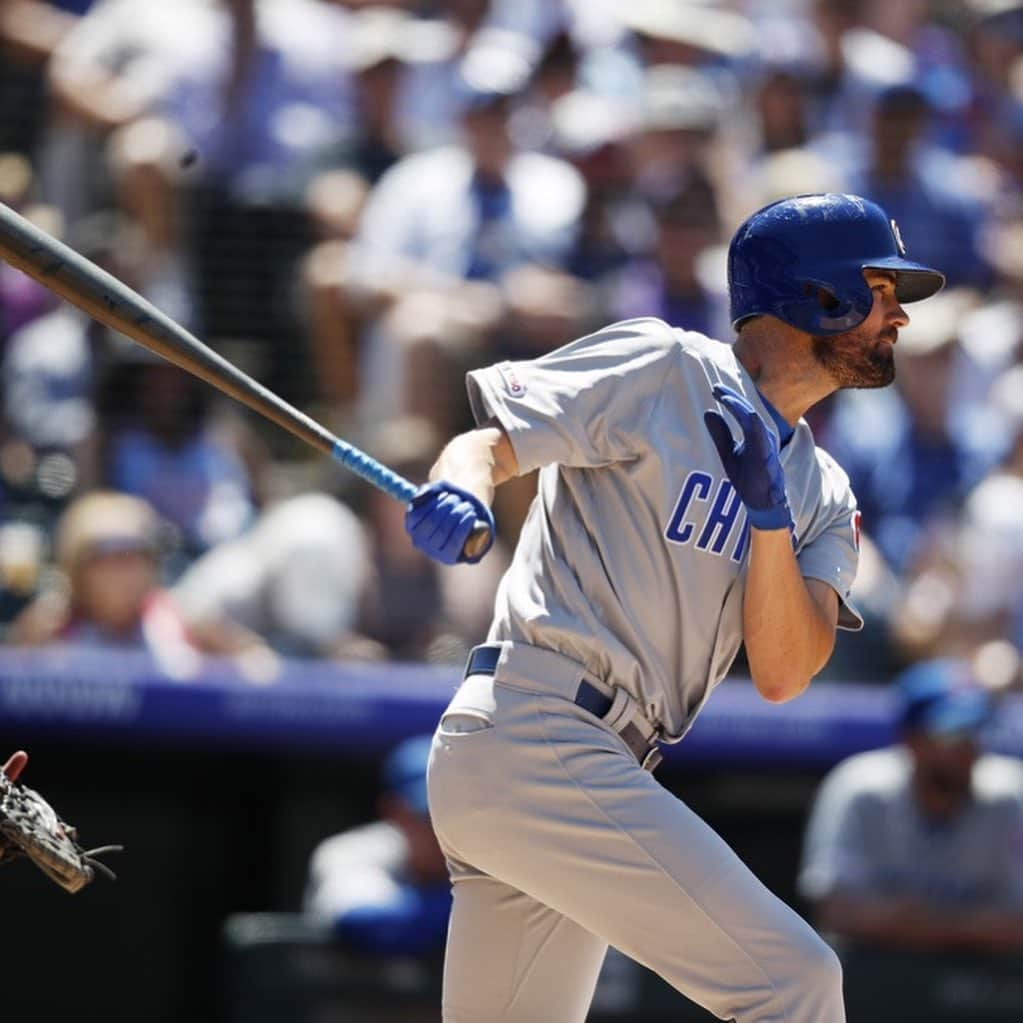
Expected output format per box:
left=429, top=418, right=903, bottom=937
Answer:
left=427, top=420, right=519, bottom=506
left=743, top=528, right=836, bottom=702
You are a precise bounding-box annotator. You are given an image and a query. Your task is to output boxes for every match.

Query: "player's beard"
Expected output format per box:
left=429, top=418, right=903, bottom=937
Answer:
left=812, top=323, right=898, bottom=389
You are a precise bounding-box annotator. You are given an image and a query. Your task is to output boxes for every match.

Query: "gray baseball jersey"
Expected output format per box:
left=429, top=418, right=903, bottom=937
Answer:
left=798, top=747, right=1023, bottom=909
left=466, top=316, right=862, bottom=742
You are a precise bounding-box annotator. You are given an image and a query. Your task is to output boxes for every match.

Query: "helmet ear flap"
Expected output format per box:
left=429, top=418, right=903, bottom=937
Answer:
left=803, top=281, right=841, bottom=313
left=773, top=279, right=857, bottom=334
left=798, top=274, right=869, bottom=333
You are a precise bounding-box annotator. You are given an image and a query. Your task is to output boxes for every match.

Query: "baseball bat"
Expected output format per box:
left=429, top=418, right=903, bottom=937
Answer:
left=0, top=202, right=490, bottom=557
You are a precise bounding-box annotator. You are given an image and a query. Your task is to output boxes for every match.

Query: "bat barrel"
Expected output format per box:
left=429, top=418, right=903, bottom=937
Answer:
left=0, top=202, right=339, bottom=458
left=0, top=203, right=500, bottom=554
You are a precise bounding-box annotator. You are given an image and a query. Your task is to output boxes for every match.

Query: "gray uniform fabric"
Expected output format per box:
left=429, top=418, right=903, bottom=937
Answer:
left=431, top=677, right=845, bottom=1023
left=466, top=317, right=861, bottom=741
left=430, top=317, right=857, bottom=1022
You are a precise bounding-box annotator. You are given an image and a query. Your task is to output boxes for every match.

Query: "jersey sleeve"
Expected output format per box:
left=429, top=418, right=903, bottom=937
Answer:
left=796, top=450, right=863, bottom=631
left=466, top=318, right=678, bottom=473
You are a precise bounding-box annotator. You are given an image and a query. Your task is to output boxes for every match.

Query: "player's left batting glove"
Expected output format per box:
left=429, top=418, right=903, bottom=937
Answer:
left=704, top=384, right=793, bottom=532
left=406, top=481, right=495, bottom=565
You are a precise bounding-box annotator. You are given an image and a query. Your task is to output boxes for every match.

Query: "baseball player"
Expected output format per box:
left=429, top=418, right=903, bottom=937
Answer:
left=404, top=194, right=944, bottom=1022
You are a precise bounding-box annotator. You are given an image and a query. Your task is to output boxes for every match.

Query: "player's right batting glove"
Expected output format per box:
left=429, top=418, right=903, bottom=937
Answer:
left=704, top=384, right=793, bottom=533
left=406, top=481, right=495, bottom=565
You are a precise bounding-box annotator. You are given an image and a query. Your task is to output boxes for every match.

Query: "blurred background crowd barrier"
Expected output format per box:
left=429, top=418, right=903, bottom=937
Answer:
left=1, top=0, right=1023, bottom=1020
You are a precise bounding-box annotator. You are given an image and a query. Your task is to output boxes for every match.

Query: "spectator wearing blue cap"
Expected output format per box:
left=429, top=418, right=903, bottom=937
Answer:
left=798, top=658, right=1023, bottom=953
left=303, top=735, right=451, bottom=957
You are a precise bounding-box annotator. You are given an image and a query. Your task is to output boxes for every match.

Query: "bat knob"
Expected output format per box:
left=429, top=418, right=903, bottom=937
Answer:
left=462, top=521, right=493, bottom=561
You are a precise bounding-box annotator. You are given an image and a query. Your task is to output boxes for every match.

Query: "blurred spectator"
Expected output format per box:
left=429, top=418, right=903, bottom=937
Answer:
left=350, top=69, right=584, bottom=289
left=2, top=302, right=98, bottom=511
left=0, top=209, right=138, bottom=529
left=607, top=171, right=727, bottom=338
left=172, top=492, right=379, bottom=661
left=894, top=365, right=1023, bottom=660
left=304, top=64, right=585, bottom=413
left=303, top=734, right=451, bottom=956
left=0, top=0, right=90, bottom=156
left=627, top=63, right=731, bottom=207
left=392, top=0, right=492, bottom=151
left=491, top=262, right=596, bottom=363
left=800, top=0, right=916, bottom=137
left=41, top=0, right=220, bottom=224
left=961, top=1, right=1023, bottom=154
left=99, top=358, right=257, bottom=563
left=844, top=83, right=992, bottom=289
left=0, top=158, right=63, bottom=342
left=91, top=0, right=357, bottom=402
left=301, top=7, right=423, bottom=243
left=957, top=214, right=1023, bottom=414
left=857, top=0, right=972, bottom=149
left=750, top=65, right=813, bottom=157
left=549, top=89, right=645, bottom=280
left=7, top=491, right=203, bottom=676
left=616, top=0, right=754, bottom=76
left=799, top=658, right=1023, bottom=953
left=825, top=288, right=996, bottom=575
left=155, top=0, right=352, bottom=197
left=520, top=27, right=578, bottom=111
left=355, top=283, right=503, bottom=435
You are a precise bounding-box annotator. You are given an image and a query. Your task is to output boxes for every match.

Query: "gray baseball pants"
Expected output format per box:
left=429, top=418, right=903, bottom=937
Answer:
left=427, top=672, right=845, bottom=1023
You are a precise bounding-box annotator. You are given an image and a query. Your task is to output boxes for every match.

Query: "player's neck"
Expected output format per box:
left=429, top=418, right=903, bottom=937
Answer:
left=733, top=325, right=836, bottom=425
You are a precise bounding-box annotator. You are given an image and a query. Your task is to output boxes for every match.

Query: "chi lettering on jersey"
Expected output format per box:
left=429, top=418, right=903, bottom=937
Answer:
left=664, top=470, right=751, bottom=563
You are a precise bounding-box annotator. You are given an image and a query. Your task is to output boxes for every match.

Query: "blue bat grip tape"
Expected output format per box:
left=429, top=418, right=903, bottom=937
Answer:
left=331, top=439, right=418, bottom=503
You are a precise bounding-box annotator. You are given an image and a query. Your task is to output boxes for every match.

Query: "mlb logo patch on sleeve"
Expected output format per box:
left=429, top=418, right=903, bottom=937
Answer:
left=497, top=362, right=526, bottom=398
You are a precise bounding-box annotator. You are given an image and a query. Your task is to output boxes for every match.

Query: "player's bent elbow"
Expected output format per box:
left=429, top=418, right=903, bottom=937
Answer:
left=751, top=670, right=811, bottom=704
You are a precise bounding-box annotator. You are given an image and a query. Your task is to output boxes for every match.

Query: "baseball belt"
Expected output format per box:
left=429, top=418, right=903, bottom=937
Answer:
left=464, top=644, right=663, bottom=772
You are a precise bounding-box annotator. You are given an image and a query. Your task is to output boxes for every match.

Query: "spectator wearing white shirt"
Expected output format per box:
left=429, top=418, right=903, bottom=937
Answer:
left=305, top=58, right=586, bottom=421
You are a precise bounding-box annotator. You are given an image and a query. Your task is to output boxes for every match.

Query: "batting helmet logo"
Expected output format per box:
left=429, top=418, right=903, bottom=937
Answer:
left=890, top=219, right=906, bottom=256
left=727, top=194, right=944, bottom=337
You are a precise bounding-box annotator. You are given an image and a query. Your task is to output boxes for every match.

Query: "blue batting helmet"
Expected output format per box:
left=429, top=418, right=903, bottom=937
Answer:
left=728, top=193, right=945, bottom=336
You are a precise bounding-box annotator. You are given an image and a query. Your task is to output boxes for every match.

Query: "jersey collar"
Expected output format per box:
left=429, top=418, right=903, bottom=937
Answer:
left=755, top=388, right=795, bottom=448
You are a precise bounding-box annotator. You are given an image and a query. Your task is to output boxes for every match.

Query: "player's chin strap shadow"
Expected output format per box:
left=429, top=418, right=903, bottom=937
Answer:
left=82, top=844, right=124, bottom=883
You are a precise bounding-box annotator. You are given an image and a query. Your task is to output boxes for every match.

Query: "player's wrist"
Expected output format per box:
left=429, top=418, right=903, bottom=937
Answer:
left=746, top=502, right=792, bottom=532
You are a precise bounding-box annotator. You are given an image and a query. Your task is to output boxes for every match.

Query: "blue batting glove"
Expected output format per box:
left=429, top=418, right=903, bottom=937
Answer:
left=406, top=481, right=495, bottom=565
left=703, top=384, right=793, bottom=532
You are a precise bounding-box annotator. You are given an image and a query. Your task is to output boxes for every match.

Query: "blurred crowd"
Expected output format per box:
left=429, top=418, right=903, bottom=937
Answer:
left=0, top=0, right=1021, bottom=691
